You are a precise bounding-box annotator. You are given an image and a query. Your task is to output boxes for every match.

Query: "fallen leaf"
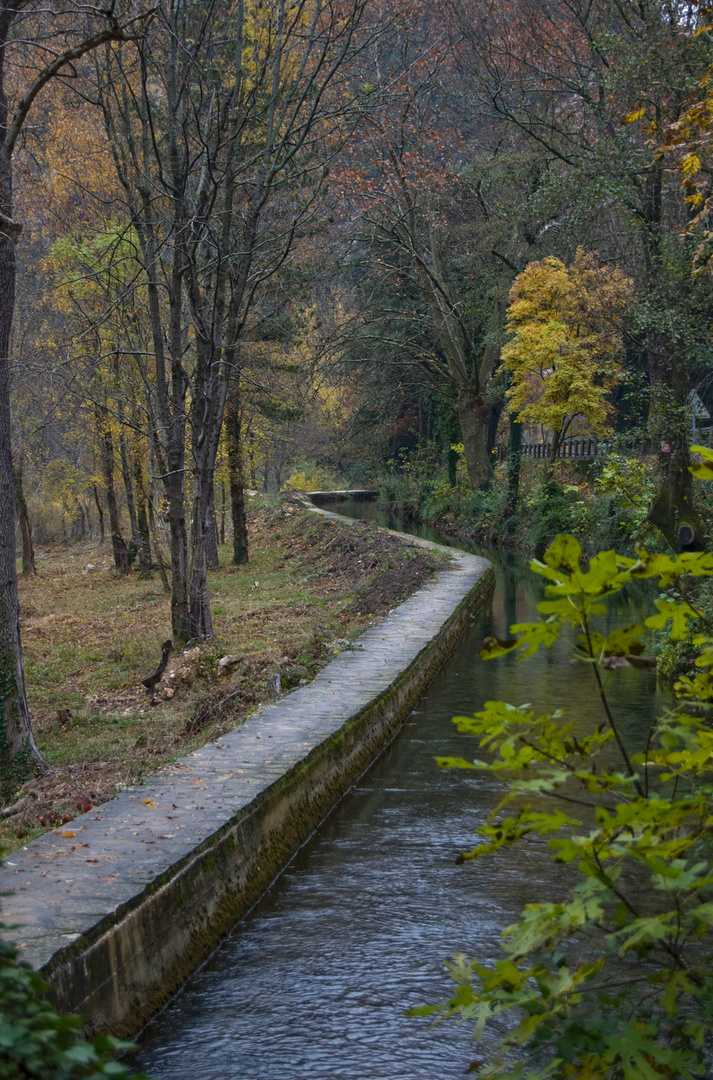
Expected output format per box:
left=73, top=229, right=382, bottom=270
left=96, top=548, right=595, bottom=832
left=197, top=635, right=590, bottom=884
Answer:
left=60, top=831, right=76, bottom=838
left=143, top=798, right=157, bottom=808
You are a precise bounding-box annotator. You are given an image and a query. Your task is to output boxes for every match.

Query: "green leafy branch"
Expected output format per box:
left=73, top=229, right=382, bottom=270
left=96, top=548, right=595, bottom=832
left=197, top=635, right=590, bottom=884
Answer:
left=414, top=530, right=713, bottom=1080
left=0, top=921, right=148, bottom=1078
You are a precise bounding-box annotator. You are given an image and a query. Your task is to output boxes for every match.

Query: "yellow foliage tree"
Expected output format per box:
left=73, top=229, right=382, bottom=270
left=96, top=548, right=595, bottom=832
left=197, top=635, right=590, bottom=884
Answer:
left=501, top=250, right=633, bottom=463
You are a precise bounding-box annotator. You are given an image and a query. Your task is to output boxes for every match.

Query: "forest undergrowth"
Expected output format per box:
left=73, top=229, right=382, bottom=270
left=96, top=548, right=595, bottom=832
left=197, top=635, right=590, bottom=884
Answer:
left=374, top=449, right=713, bottom=557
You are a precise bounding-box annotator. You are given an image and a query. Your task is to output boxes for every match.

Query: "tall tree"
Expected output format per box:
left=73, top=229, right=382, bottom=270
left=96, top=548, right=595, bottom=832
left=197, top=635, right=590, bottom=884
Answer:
left=0, top=1, right=145, bottom=784
left=226, top=378, right=249, bottom=565
left=502, top=250, right=632, bottom=464
left=337, top=1, right=503, bottom=489
left=454, top=0, right=713, bottom=545
left=95, top=0, right=373, bottom=642
left=336, top=0, right=564, bottom=490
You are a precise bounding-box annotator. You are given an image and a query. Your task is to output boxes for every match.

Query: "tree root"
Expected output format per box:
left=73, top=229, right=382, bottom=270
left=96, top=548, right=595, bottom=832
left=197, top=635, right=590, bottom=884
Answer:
left=0, top=790, right=38, bottom=818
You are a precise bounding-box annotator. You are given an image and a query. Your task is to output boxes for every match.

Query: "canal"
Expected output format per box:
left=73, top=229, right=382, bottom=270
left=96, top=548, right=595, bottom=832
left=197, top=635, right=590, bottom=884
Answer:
left=135, top=502, right=664, bottom=1079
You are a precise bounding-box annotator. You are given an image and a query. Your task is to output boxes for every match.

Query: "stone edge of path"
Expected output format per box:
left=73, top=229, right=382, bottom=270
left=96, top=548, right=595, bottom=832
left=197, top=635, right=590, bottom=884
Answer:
left=0, top=494, right=494, bottom=1038
left=306, top=488, right=378, bottom=504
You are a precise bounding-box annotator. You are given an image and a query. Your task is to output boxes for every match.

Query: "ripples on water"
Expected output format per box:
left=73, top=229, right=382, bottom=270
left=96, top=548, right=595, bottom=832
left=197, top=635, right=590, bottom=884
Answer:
left=135, top=502, right=665, bottom=1079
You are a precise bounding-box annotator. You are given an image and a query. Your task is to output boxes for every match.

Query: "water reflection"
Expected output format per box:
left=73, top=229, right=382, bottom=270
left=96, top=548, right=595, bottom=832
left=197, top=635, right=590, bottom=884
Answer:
left=135, top=503, right=666, bottom=1079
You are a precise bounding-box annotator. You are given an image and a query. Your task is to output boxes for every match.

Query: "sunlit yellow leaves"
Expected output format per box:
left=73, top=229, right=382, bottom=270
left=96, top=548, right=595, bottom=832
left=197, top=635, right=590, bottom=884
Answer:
left=689, top=443, right=713, bottom=480
left=645, top=597, right=699, bottom=640
left=481, top=618, right=563, bottom=661
left=602, top=624, right=647, bottom=656
left=542, top=531, right=581, bottom=572
left=501, top=250, right=632, bottom=443
left=631, top=545, right=713, bottom=585
left=17, top=87, right=119, bottom=236
left=668, top=72, right=713, bottom=271
left=681, top=152, right=702, bottom=178
left=623, top=107, right=646, bottom=123
left=675, top=670, right=713, bottom=701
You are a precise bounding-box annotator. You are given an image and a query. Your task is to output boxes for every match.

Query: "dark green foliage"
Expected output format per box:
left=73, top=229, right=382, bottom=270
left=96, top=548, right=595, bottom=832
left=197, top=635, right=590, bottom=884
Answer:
left=527, top=479, right=586, bottom=555
left=374, top=443, right=672, bottom=555
left=0, top=924, right=147, bottom=1079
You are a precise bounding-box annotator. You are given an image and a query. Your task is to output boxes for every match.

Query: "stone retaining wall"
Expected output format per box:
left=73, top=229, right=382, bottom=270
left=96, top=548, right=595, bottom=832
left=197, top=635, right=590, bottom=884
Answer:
left=0, top=501, right=493, bottom=1037
left=305, top=488, right=378, bottom=505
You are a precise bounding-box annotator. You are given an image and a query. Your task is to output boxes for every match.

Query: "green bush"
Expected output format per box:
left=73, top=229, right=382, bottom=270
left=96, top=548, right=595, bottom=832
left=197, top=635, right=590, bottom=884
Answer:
left=0, top=924, right=147, bottom=1079
left=374, top=449, right=665, bottom=556
left=283, top=464, right=339, bottom=492
left=526, top=478, right=588, bottom=552
left=416, top=535, right=713, bottom=1079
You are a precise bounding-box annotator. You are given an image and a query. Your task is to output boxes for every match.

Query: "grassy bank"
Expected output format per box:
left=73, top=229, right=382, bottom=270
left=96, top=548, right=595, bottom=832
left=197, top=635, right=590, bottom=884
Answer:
left=2, top=496, right=446, bottom=855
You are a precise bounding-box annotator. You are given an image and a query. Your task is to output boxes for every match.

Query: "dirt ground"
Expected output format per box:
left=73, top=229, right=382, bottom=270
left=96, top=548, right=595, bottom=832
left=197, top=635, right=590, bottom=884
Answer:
left=1, top=496, right=447, bottom=855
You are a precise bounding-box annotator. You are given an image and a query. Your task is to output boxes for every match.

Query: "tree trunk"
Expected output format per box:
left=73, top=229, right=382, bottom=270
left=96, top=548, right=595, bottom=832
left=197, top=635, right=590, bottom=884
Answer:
left=131, top=194, right=188, bottom=639
left=188, top=477, right=214, bottom=640
left=205, top=485, right=220, bottom=570
left=187, top=401, right=227, bottom=637
left=75, top=499, right=86, bottom=540
left=13, top=460, right=35, bottom=576
left=93, top=484, right=105, bottom=544
left=134, top=455, right=152, bottom=576
left=188, top=546, right=213, bottom=639
left=548, top=428, right=563, bottom=468
left=0, top=175, right=44, bottom=785
left=167, top=470, right=189, bottom=637
left=505, top=414, right=522, bottom=522
left=147, top=496, right=170, bottom=594
left=117, top=416, right=145, bottom=574
left=637, top=159, right=702, bottom=549
left=486, top=403, right=502, bottom=457
left=97, top=410, right=129, bottom=573
left=646, top=347, right=701, bottom=550
left=0, top=3, right=127, bottom=786
left=226, top=388, right=249, bottom=565
left=454, top=389, right=492, bottom=491
left=220, top=480, right=226, bottom=544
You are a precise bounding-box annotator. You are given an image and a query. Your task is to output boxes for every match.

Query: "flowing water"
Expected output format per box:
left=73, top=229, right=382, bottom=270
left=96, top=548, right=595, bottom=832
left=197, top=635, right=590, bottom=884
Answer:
left=135, top=502, right=665, bottom=1079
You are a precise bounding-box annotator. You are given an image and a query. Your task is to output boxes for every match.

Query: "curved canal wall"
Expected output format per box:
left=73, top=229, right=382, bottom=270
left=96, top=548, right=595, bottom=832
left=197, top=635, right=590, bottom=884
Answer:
left=0, top=497, right=493, bottom=1037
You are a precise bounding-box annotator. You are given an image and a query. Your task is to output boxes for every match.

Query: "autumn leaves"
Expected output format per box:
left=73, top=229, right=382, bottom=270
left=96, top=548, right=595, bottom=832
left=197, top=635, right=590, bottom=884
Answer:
left=502, top=249, right=633, bottom=466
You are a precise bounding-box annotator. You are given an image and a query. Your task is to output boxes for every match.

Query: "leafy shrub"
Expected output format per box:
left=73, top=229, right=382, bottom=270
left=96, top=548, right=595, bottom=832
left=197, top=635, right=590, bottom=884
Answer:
left=283, top=466, right=332, bottom=492
left=377, top=469, right=433, bottom=520
left=416, top=534, right=713, bottom=1079
left=525, top=477, right=588, bottom=552
left=594, top=453, right=657, bottom=546
left=0, top=924, right=147, bottom=1079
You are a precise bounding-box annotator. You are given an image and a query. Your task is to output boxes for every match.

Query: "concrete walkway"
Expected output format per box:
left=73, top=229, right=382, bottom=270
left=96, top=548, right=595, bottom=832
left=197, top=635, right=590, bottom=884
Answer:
left=0, top=512, right=492, bottom=1036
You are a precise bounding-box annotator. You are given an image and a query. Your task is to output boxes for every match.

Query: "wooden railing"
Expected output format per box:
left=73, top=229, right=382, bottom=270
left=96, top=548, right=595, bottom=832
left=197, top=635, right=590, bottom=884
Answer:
left=495, top=438, right=603, bottom=462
